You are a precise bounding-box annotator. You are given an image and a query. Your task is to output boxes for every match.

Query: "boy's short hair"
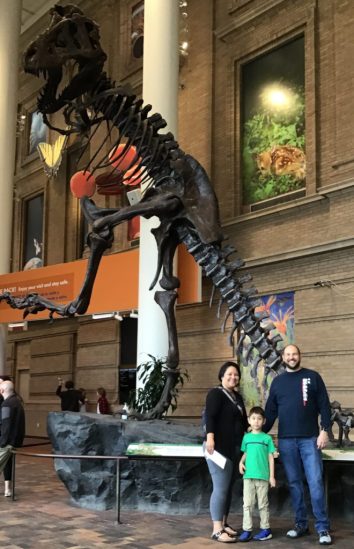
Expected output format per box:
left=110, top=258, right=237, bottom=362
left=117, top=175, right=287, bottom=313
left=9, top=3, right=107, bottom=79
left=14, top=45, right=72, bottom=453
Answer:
left=248, top=406, right=265, bottom=418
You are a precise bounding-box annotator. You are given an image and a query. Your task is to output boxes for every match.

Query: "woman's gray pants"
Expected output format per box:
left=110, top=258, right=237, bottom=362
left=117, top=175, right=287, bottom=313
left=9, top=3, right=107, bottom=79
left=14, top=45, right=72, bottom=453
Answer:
left=206, top=455, right=236, bottom=521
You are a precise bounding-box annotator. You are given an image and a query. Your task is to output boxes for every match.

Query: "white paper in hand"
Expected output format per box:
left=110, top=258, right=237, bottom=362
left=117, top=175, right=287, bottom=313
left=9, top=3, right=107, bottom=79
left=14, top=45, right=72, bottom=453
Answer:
left=204, top=449, right=227, bottom=469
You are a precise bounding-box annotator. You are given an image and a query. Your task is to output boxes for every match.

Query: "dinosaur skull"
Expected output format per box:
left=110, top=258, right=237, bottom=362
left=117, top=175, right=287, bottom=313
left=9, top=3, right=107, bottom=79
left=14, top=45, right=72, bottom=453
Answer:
left=23, top=4, right=106, bottom=114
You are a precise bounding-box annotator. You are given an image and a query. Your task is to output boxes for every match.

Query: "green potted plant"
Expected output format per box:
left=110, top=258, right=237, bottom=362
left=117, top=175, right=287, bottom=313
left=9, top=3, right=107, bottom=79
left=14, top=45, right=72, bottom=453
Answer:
left=127, top=354, right=189, bottom=416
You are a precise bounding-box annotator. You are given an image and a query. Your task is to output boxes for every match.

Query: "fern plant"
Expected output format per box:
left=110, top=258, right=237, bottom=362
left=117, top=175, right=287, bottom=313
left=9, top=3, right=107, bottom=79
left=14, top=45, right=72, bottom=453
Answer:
left=127, top=354, right=189, bottom=415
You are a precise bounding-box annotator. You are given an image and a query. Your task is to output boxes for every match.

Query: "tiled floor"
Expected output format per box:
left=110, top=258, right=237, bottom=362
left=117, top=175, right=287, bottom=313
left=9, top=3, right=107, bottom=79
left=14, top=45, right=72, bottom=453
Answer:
left=0, top=441, right=352, bottom=548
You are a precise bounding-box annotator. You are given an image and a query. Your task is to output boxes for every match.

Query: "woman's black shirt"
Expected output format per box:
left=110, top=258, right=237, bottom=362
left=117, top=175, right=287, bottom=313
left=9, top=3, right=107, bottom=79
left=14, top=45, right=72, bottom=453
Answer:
left=205, top=387, right=248, bottom=461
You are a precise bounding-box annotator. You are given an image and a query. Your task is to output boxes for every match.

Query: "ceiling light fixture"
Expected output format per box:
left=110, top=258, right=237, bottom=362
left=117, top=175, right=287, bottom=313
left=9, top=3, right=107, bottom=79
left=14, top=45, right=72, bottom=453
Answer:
left=130, top=310, right=139, bottom=319
left=92, top=312, right=115, bottom=320
left=114, top=312, right=124, bottom=321
left=8, top=321, right=28, bottom=331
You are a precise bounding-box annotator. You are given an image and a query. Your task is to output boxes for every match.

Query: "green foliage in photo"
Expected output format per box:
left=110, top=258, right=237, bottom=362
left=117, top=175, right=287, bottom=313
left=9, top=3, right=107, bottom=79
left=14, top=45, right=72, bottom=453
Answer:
left=242, top=86, right=306, bottom=205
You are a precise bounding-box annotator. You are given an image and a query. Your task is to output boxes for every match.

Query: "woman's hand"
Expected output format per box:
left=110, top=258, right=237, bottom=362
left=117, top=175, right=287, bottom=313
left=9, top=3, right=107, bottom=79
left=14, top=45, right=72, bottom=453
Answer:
left=206, top=433, right=215, bottom=454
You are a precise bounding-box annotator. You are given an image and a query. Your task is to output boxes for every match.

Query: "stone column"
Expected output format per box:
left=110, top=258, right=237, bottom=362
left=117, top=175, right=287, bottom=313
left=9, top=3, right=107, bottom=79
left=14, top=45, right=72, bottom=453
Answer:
left=0, top=0, right=22, bottom=372
left=137, top=0, right=179, bottom=376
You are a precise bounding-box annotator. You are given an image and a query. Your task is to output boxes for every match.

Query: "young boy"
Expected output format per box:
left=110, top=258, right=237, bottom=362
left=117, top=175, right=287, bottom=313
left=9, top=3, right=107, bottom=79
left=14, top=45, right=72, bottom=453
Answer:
left=239, top=406, right=276, bottom=542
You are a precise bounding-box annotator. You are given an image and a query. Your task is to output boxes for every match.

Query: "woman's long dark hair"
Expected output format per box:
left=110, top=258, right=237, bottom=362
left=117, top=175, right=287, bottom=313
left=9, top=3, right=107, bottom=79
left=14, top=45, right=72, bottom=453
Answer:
left=218, top=361, right=241, bottom=382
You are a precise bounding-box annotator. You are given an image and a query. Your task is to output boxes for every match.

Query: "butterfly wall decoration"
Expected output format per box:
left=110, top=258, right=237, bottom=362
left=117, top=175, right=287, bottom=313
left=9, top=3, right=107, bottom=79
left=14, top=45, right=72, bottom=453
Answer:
left=37, top=133, right=68, bottom=178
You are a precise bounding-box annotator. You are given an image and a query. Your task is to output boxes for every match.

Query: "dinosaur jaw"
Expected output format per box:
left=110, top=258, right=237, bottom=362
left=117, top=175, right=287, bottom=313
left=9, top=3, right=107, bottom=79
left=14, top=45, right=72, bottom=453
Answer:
left=25, top=58, right=105, bottom=115
left=23, top=4, right=106, bottom=114
left=34, top=66, right=63, bottom=114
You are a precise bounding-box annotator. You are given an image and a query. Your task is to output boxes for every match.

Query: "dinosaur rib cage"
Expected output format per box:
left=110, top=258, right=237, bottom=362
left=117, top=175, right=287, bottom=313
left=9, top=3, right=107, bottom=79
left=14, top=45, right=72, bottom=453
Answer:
left=176, top=226, right=283, bottom=374
left=84, top=77, right=181, bottom=182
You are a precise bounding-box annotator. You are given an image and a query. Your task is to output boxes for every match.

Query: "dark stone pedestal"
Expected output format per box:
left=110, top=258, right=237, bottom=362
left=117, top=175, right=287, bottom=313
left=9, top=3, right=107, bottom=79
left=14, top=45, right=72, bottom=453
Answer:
left=47, top=412, right=210, bottom=512
left=47, top=412, right=354, bottom=520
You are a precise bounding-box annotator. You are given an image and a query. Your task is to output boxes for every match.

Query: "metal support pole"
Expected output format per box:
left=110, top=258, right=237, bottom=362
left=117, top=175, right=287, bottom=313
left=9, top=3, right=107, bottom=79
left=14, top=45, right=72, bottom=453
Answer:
left=115, top=458, right=122, bottom=524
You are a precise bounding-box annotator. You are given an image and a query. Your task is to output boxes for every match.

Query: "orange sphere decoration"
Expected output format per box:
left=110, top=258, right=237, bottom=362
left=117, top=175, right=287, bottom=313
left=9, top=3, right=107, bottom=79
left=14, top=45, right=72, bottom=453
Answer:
left=109, top=144, right=140, bottom=172
left=123, top=167, right=142, bottom=187
left=70, top=170, right=96, bottom=198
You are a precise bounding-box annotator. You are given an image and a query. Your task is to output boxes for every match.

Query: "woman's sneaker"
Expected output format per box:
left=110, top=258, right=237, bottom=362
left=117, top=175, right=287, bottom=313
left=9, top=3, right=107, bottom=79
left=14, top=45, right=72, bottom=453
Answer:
left=253, top=529, right=272, bottom=541
left=318, top=531, right=332, bottom=545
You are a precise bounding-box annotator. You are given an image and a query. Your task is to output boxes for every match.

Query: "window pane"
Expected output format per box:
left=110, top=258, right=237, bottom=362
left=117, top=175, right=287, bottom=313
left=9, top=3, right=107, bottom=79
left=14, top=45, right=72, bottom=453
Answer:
left=131, top=2, right=144, bottom=59
left=242, top=37, right=305, bottom=206
left=23, top=194, right=44, bottom=270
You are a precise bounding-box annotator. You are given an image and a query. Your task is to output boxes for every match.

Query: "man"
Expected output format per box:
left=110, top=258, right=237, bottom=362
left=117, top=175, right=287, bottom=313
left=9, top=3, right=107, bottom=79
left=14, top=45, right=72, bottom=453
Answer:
left=0, top=380, right=25, bottom=497
left=56, top=379, right=84, bottom=412
left=264, top=344, right=332, bottom=546
left=0, top=375, right=13, bottom=405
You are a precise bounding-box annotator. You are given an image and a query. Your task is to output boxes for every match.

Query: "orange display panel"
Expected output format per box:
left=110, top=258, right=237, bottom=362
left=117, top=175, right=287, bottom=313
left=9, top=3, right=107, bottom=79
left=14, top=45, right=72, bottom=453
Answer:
left=0, top=246, right=200, bottom=324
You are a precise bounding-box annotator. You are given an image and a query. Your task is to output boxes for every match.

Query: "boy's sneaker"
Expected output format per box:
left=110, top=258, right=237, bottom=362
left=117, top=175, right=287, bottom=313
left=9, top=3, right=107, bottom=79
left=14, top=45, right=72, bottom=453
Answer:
left=239, top=531, right=253, bottom=542
left=318, top=531, right=332, bottom=545
left=253, top=529, right=273, bottom=541
left=286, top=524, right=310, bottom=538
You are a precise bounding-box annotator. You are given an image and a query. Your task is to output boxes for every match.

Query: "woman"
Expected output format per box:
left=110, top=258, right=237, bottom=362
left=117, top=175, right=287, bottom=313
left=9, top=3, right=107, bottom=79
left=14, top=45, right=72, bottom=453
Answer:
left=205, top=361, right=248, bottom=543
left=96, top=387, right=111, bottom=414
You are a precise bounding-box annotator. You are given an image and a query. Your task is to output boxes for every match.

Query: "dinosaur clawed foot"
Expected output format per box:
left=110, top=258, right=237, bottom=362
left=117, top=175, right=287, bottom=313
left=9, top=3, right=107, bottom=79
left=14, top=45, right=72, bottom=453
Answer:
left=0, top=292, right=68, bottom=319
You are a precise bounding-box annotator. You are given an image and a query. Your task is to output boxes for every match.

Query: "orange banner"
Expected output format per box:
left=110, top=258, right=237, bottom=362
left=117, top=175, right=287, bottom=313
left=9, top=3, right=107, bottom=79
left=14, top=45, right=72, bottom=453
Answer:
left=0, top=246, right=200, bottom=324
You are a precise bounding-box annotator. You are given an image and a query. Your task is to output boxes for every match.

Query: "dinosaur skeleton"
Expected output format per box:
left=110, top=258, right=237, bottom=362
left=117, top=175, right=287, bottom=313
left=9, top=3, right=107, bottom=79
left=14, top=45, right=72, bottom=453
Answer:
left=0, top=5, right=283, bottom=418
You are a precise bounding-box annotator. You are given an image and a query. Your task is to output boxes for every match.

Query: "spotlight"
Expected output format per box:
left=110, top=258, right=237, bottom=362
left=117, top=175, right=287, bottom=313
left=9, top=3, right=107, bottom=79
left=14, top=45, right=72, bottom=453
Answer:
left=114, top=312, right=123, bottom=321
left=130, top=310, right=139, bottom=319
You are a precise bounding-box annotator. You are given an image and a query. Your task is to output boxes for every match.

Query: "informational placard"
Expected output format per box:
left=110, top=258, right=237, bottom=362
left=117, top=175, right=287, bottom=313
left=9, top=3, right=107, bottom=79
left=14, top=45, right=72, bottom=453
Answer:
left=126, top=443, right=204, bottom=457
left=322, top=448, right=354, bottom=461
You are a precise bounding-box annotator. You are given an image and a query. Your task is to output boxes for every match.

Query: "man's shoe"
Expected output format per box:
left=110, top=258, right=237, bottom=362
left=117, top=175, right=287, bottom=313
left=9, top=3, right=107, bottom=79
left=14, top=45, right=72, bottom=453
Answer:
left=253, top=528, right=272, bottom=541
left=318, top=531, right=332, bottom=545
left=239, top=531, right=253, bottom=542
left=286, top=525, right=310, bottom=538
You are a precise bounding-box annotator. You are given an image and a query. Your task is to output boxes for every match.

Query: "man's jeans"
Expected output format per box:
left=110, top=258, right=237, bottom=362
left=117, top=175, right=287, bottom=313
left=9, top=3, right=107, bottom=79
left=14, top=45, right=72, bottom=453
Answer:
left=278, top=437, right=330, bottom=533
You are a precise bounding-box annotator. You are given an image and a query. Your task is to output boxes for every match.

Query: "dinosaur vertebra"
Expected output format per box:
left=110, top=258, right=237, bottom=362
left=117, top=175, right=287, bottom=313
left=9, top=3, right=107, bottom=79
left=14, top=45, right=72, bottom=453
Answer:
left=0, top=5, right=283, bottom=418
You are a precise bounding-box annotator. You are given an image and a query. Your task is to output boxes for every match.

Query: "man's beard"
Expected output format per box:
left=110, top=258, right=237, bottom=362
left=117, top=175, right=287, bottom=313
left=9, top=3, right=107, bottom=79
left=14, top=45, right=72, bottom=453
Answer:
left=284, top=359, right=301, bottom=371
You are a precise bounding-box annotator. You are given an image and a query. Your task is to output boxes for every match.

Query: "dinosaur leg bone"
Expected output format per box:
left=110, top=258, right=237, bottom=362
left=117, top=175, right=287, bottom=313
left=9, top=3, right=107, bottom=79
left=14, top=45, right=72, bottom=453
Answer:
left=63, top=227, right=114, bottom=316
left=92, top=193, right=182, bottom=232
left=81, top=196, right=121, bottom=223
left=0, top=226, right=114, bottom=319
left=144, top=289, right=180, bottom=419
left=149, top=222, right=180, bottom=291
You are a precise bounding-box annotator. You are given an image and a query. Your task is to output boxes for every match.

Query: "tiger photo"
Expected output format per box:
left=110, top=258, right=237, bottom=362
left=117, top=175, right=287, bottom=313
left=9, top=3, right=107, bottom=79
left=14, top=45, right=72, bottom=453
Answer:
left=256, top=146, right=306, bottom=180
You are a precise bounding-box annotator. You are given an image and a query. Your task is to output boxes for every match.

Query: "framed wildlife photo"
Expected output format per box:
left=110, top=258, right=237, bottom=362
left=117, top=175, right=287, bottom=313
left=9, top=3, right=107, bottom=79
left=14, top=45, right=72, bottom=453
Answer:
left=241, top=36, right=305, bottom=206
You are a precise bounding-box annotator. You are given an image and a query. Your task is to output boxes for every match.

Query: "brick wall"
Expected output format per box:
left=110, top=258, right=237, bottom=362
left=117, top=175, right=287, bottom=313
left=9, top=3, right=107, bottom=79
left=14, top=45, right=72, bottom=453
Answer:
left=7, top=0, right=354, bottom=429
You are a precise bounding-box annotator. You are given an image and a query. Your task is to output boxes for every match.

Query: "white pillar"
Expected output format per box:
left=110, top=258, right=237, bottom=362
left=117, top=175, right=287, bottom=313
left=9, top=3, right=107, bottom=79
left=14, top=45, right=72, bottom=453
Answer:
left=0, top=0, right=22, bottom=373
left=137, top=0, right=179, bottom=373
